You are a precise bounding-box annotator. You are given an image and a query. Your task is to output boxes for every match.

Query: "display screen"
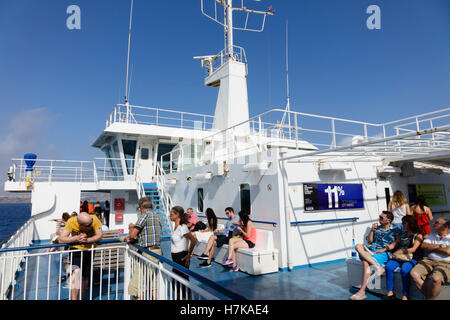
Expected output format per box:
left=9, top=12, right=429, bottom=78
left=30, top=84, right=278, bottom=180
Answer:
left=303, top=183, right=364, bottom=211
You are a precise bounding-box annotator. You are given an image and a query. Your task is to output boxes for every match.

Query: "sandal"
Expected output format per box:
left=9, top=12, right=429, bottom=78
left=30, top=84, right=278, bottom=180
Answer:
left=349, top=293, right=367, bottom=300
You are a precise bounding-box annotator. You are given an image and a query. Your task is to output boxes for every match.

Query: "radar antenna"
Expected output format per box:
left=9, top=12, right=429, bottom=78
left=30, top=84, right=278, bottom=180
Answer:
left=199, top=0, right=274, bottom=62
left=197, top=0, right=274, bottom=133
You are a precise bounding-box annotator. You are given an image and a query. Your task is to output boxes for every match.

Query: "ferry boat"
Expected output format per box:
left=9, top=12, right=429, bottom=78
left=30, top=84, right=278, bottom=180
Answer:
left=1, top=1, right=449, bottom=301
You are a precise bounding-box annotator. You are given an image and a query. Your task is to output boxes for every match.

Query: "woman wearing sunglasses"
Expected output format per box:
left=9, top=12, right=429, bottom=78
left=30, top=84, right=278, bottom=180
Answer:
left=374, top=215, right=423, bottom=300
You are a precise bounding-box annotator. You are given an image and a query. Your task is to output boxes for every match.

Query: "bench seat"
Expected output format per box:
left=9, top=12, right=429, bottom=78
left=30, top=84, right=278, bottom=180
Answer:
left=192, top=228, right=279, bottom=275
left=346, top=258, right=450, bottom=300
left=92, top=230, right=126, bottom=270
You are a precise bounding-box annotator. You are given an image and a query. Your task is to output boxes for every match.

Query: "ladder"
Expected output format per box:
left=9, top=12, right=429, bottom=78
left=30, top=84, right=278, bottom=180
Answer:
left=142, top=182, right=172, bottom=240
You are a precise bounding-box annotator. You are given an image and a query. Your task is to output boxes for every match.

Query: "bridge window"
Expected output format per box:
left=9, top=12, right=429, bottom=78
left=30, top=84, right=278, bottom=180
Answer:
left=106, top=141, right=123, bottom=178
left=122, top=139, right=137, bottom=175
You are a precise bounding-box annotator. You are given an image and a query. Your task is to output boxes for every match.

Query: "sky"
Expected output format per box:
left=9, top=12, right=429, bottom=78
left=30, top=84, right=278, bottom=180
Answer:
left=0, top=0, right=449, bottom=190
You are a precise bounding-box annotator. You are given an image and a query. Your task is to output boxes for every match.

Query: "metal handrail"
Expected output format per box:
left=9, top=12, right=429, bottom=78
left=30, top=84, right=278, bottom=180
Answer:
left=291, top=218, right=359, bottom=226
left=197, top=215, right=277, bottom=227
left=0, top=240, right=245, bottom=300
left=132, top=244, right=245, bottom=300
left=108, top=104, right=215, bottom=130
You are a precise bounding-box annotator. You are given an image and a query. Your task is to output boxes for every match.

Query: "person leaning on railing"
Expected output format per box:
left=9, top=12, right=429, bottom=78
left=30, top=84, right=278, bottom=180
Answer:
left=59, top=212, right=103, bottom=300
left=120, top=197, right=162, bottom=300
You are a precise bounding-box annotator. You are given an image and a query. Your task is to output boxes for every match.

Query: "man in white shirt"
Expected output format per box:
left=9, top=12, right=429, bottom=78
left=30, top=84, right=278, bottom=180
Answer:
left=410, top=217, right=450, bottom=300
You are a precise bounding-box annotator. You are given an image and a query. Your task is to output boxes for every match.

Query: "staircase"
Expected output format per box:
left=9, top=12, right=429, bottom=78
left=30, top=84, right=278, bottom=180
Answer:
left=142, top=182, right=172, bottom=240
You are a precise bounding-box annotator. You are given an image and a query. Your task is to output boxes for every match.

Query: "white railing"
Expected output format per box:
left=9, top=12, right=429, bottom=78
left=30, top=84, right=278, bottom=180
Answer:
left=155, top=162, right=174, bottom=235
left=0, top=218, right=35, bottom=299
left=8, top=158, right=135, bottom=184
left=159, top=107, right=450, bottom=173
left=0, top=218, right=35, bottom=250
left=0, top=241, right=243, bottom=300
left=10, top=159, right=97, bottom=184
left=106, top=104, right=215, bottom=131
left=207, top=45, right=248, bottom=75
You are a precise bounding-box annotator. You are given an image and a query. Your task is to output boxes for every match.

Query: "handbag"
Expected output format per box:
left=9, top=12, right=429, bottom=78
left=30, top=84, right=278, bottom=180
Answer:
left=394, top=234, right=416, bottom=262
left=395, top=252, right=413, bottom=262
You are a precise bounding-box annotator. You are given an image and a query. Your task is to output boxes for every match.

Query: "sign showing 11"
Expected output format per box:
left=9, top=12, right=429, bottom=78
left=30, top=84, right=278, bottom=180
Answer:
left=324, top=186, right=345, bottom=209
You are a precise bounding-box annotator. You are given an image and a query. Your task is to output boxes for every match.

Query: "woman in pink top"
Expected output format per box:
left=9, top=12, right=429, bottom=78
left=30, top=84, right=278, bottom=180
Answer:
left=223, top=211, right=256, bottom=272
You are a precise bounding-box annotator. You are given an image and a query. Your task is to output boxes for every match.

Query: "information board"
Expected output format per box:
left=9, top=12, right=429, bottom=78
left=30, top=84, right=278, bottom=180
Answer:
left=407, top=184, right=447, bottom=206
left=303, top=183, right=364, bottom=211
left=114, top=198, right=125, bottom=211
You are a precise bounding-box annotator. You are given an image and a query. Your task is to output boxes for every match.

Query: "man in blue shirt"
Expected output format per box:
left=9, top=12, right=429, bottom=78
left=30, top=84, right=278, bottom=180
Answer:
left=198, top=207, right=238, bottom=268
left=350, top=211, right=396, bottom=300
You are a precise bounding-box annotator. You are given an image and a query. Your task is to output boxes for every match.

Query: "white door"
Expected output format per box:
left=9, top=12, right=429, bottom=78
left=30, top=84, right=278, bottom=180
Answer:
left=136, top=142, right=154, bottom=182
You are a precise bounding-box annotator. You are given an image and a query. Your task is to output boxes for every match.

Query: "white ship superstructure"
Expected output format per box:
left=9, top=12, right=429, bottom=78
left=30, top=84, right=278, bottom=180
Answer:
left=1, top=1, right=450, bottom=301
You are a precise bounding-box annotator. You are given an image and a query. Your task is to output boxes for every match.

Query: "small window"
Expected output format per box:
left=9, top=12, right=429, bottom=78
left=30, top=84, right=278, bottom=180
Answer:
left=240, top=184, right=251, bottom=213
left=384, top=188, right=390, bottom=210
left=198, top=188, right=204, bottom=213
left=141, top=148, right=149, bottom=160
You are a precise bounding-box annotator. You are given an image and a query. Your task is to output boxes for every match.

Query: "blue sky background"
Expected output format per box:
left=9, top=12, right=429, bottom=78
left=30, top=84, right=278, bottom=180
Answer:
left=0, top=0, right=449, bottom=183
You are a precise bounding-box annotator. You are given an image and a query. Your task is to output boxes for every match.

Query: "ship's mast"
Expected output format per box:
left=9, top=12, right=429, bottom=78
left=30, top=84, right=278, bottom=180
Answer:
left=225, top=0, right=234, bottom=58
left=197, top=0, right=274, bottom=132
left=125, top=0, right=134, bottom=105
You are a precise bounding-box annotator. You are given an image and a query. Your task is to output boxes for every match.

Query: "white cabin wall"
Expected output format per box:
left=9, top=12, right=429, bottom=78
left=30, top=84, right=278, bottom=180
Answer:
left=281, top=153, right=385, bottom=269
left=166, top=149, right=282, bottom=255
left=31, top=182, right=81, bottom=241
left=109, top=190, right=139, bottom=234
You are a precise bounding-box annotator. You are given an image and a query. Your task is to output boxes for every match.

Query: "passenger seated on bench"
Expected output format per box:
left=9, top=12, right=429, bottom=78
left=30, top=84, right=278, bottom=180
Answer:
left=410, top=218, right=450, bottom=300
left=46, top=212, right=71, bottom=252
left=186, top=208, right=199, bottom=231
left=198, top=207, right=238, bottom=268
left=349, top=211, right=396, bottom=300
left=192, top=208, right=218, bottom=242
left=223, top=210, right=255, bottom=272
left=377, top=215, right=423, bottom=300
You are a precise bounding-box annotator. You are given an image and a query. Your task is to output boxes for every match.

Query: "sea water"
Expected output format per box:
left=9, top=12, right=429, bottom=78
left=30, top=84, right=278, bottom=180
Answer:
left=0, top=203, right=31, bottom=243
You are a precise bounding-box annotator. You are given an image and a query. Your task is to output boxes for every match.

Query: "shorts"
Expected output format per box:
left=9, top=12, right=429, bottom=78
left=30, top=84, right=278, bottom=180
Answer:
left=359, top=246, right=390, bottom=267
left=70, top=250, right=92, bottom=277
left=215, top=235, right=229, bottom=248
left=171, top=250, right=189, bottom=280
left=412, top=258, right=450, bottom=284
left=128, top=247, right=162, bottom=298
left=244, top=240, right=255, bottom=249
left=194, top=231, right=213, bottom=242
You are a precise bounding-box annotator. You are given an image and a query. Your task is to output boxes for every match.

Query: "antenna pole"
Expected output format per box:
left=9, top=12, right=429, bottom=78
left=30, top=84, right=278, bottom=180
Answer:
left=281, top=20, right=292, bottom=139
left=286, top=20, right=290, bottom=112
left=226, top=0, right=234, bottom=58
left=125, top=0, right=134, bottom=105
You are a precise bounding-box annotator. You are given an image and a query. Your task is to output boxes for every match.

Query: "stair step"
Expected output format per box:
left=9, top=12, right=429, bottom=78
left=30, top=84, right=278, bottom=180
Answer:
left=143, top=182, right=158, bottom=188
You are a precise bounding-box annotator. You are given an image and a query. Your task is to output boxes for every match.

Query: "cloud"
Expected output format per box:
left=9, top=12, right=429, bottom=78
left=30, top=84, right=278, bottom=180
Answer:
left=0, top=108, right=60, bottom=195
left=0, top=108, right=53, bottom=157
